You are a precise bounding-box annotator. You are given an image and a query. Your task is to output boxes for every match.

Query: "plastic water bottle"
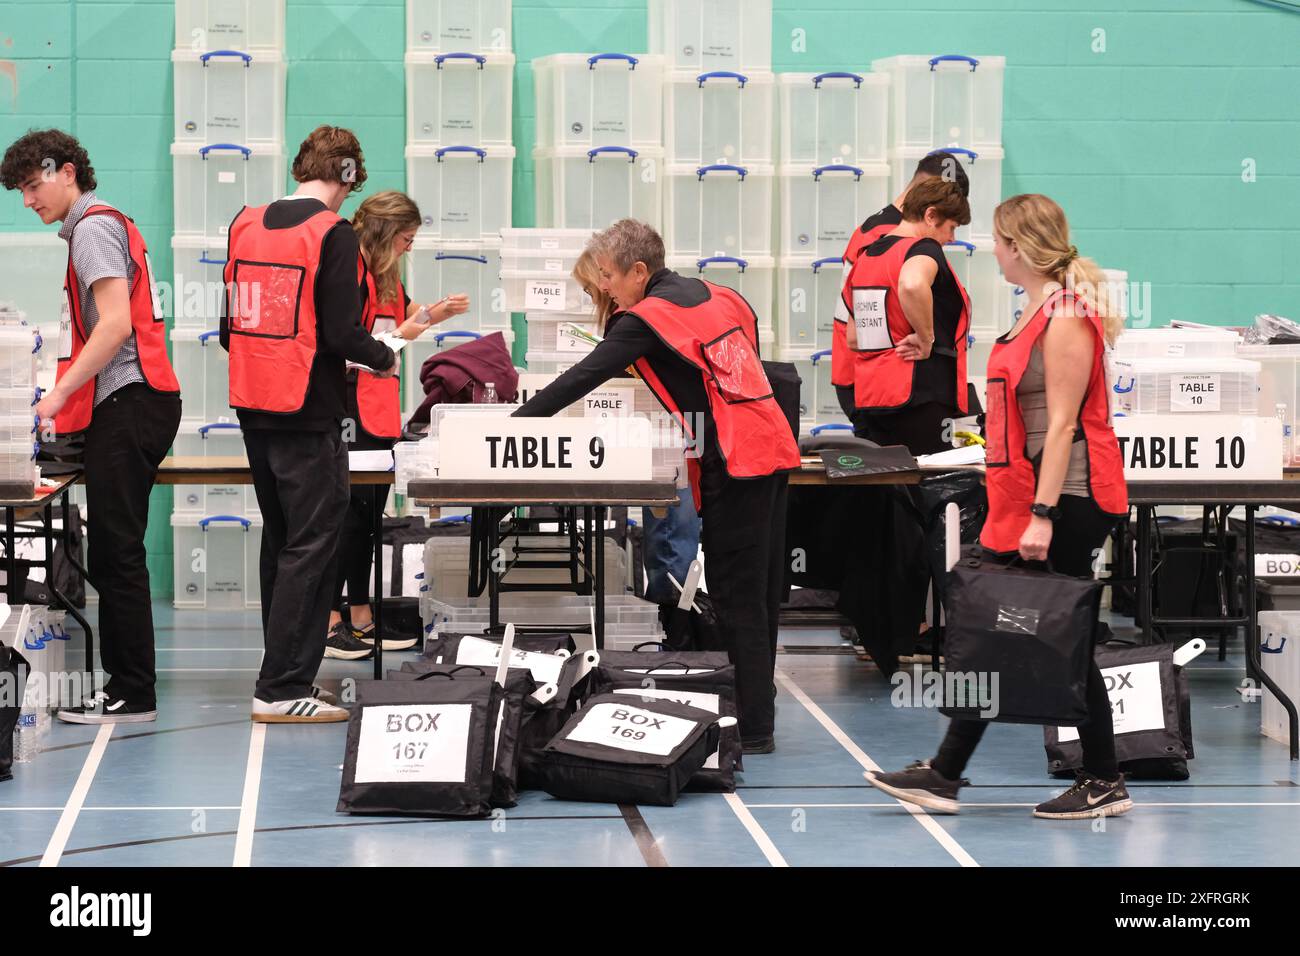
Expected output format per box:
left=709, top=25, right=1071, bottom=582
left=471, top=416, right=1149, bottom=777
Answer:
left=1277, top=403, right=1291, bottom=466
left=13, top=707, right=39, bottom=763
left=479, top=382, right=498, bottom=404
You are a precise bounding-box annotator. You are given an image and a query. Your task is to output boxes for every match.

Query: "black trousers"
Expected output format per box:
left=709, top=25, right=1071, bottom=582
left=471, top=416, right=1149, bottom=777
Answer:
left=931, top=494, right=1122, bottom=781
left=699, top=467, right=789, bottom=741
left=83, top=384, right=182, bottom=708
left=244, top=429, right=348, bottom=702
left=331, top=485, right=386, bottom=612
left=852, top=401, right=958, bottom=457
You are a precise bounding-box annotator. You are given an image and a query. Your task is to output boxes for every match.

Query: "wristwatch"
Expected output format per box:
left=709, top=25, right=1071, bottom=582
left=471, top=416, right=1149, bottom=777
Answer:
left=1031, top=503, right=1062, bottom=521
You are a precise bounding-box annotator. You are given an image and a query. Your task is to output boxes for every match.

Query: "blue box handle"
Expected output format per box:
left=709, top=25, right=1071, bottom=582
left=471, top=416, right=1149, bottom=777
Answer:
left=945, top=240, right=976, bottom=255
left=813, top=164, right=863, bottom=181
left=811, top=257, right=842, bottom=273
left=435, top=330, right=481, bottom=344
left=31, top=387, right=42, bottom=406
left=435, top=252, right=488, bottom=264
left=1257, top=515, right=1300, bottom=527
left=697, top=163, right=747, bottom=181
left=697, top=256, right=748, bottom=273
left=200, top=49, right=252, bottom=66
left=1112, top=376, right=1136, bottom=394
left=1262, top=635, right=1287, bottom=654
left=813, top=71, right=864, bottom=89
left=200, top=515, right=252, bottom=530
left=811, top=423, right=854, bottom=435
left=929, top=146, right=979, bottom=162
left=24, top=633, right=46, bottom=650
left=588, top=53, right=638, bottom=70
left=588, top=146, right=638, bottom=163
left=433, top=514, right=472, bottom=524
left=929, top=54, right=980, bottom=71
left=199, top=422, right=241, bottom=437
left=436, top=145, right=486, bottom=162
left=198, top=254, right=228, bottom=265
left=32, top=330, right=43, bottom=353
left=811, top=349, right=831, bottom=364
left=435, top=52, right=486, bottom=69
left=967, top=334, right=976, bottom=347
left=697, top=70, right=747, bottom=88
left=200, top=143, right=251, bottom=159
left=1013, top=285, right=1025, bottom=295
left=198, top=330, right=221, bottom=344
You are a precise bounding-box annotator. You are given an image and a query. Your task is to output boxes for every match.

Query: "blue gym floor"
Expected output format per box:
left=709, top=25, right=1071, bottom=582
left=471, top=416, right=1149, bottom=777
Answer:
left=2, top=608, right=1298, bottom=867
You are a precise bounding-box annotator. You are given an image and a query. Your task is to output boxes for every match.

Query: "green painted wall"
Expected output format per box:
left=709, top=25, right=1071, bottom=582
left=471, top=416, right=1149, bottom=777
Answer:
left=2, top=0, right=1297, bottom=597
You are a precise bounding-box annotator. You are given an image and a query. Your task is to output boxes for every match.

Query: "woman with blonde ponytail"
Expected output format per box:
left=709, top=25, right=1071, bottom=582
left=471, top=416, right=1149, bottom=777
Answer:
left=322, top=191, right=470, bottom=662
left=867, top=194, right=1133, bottom=822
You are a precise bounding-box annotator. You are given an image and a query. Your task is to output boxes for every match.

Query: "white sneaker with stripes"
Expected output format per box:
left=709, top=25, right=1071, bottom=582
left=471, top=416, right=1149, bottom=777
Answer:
left=251, top=696, right=349, bottom=724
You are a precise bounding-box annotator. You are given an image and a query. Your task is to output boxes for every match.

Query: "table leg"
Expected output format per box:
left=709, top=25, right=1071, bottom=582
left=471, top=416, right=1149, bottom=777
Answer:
left=592, top=506, right=605, bottom=651
left=1243, top=505, right=1299, bottom=760
left=488, top=510, right=500, bottom=632
left=1136, top=505, right=1153, bottom=642
left=4, top=506, right=15, bottom=607
left=372, top=487, right=384, bottom=681
left=61, top=488, right=95, bottom=685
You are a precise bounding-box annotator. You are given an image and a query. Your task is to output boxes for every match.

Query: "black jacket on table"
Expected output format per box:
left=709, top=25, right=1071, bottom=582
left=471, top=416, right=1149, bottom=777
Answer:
left=219, top=198, right=396, bottom=432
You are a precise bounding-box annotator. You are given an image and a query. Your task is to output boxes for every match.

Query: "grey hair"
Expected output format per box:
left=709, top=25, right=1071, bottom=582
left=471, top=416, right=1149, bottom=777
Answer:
left=587, top=219, right=665, bottom=274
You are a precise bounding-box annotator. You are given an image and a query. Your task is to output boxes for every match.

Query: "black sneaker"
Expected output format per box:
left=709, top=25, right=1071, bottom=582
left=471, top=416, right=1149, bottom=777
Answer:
left=353, top=622, right=417, bottom=652
left=324, top=622, right=374, bottom=661
left=865, top=759, right=968, bottom=814
left=1033, top=773, right=1134, bottom=820
left=57, top=694, right=157, bottom=725
left=742, top=735, right=775, bottom=755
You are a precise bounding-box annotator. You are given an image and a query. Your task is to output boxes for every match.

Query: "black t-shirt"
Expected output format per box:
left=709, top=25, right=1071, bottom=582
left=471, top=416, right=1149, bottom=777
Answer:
left=861, top=234, right=964, bottom=410
left=852, top=203, right=904, bottom=250
left=220, top=198, right=396, bottom=432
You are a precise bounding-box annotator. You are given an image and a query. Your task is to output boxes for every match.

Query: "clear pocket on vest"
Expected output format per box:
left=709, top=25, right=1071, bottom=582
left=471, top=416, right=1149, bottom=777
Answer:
left=228, top=260, right=306, bottom=338
left=700, top=328, right=771, bottom=404
left=985, top=377, right=1010, bottom=467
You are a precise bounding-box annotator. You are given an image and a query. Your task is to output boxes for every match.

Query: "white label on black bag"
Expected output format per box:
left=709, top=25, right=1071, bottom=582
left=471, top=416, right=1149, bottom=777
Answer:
left=614, top=687, right=722, bottom=770
left=1059, top=660, right=1165, bottom=743
left=454, top=636, right=565, bottom=685
left=1170, top=374, right=1220, bottom=413
left=1258, top=553, right=1300, bottom=576
left=624, top=667, right=717, bottom=676
left=565, top=701, right=697, bottom=756
left=851, top=288, right=890, bottom=350
left=354, top=703, right=472, bottom=783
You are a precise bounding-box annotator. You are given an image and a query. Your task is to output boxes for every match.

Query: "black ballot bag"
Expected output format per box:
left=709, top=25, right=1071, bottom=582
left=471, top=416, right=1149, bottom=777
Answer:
left=1, top=645, right=29, bottom=782
left=588, top=648, right=741, bottom=791
left=1044, top=642, right=1195, bottom=780
left=657, top=594, right=726, bottom=652
left=424, top=629, right=577, bottom=659
left=337, top=671, right=506, bottom=817
left=940, top=558, right=1102, bottom=726
left=536, top=694, right=729, bottom=806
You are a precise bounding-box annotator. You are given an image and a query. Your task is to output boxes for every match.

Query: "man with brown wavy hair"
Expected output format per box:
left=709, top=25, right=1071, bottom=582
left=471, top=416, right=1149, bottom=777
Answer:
left=220, top=125, right=396, bottom=723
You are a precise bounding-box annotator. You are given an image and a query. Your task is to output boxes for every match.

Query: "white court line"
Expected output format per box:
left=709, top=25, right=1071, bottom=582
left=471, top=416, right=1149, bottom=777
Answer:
left=41, top=724, right=113, bottom=867
left=0, top=805, right=242, bottom=812
left=722, top=792, right=788, bottom=867
left=233, top=723, right=266, bottom=867
left=775, top=668, right=979, bottom=868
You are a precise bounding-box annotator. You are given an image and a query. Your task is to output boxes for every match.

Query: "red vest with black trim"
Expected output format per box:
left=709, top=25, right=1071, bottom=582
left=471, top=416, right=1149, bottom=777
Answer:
left=354, top=259, right=403, bottom=440
left=980, top=290, right=1128, bottom=553
left=627, top=282, right=801, bottom=501
left=223, top=205, right=341, bottom=414
left=842, top=236, right=970, bottom=414
left=832, top=220, right=900, bottom=389
left=57, top=205, right=180, bottom=434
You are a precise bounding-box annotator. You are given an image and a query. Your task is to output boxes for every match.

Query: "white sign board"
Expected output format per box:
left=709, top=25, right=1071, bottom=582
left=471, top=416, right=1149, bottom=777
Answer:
left=439, top=416, right=652, bottom=481
left=1114, top=415, right=1282, bottom=481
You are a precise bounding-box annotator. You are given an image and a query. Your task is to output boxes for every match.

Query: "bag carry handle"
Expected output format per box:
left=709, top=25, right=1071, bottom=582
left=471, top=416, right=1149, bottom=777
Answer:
left=632, top=641, right=668, bottom=652
left=641, top=661, right=708, bottom=674
left=447, top=665, right=488, bottom=677
left=415, top=671, right=455, bottom=681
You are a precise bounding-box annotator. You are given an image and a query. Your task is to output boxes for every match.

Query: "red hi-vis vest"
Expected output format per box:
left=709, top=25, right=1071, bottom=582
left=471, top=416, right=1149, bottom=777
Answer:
left=980, top=290, right=1128, bottom=553
left=355, top=259, right=404, bottom=440
left=627, top=282, right=801, bottom=501
left=57, top=206, right=180, bottom=434
left=832, top=220, right=901, bottom=389
left=223, top=205, right=341, bottom=414
left=843, top=236, right=970, bottom=414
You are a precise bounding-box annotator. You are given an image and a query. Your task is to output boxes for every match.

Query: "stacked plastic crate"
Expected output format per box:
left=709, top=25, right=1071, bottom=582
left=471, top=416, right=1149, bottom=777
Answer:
left=505, top=227, right=597, bottom=374
left=0, top=316, right=41, bottom=500
left=773, top=67, right=891, bottom=429
left=873, top=54, right=1008, bottom=387
left=169, top=0, right=287, bottom=608
left=403, top=0, right=515, bottom=414
left=653, top=0, right=775, bottom=355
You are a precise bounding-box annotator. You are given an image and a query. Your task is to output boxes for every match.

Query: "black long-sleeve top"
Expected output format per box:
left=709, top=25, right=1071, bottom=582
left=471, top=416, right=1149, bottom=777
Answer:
left=220, top=197, right=396, bottom=432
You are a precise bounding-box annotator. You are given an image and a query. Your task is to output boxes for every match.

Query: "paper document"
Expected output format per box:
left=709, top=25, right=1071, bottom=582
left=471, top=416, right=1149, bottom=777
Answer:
left=346, top=333, right=407, bottom=373
left=917, top=445, right=986, bottom=467
left=348, top=450, right=394, bottom=472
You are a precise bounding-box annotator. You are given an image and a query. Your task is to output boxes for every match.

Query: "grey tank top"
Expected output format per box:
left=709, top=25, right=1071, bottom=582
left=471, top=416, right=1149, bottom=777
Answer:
left=1017, top=343, right=1091, bottom=498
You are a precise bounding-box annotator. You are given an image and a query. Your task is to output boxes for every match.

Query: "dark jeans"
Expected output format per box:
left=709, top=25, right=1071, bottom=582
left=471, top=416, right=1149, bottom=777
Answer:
left=244, top=429, right=348, bottom=702
left=931, top=494, right=1123, bottom=781
left=699, top=467, right=789, bottom=741
left=331, top=485, right=386, bottom=612
left=641, top=486, right=702, bottom=605
left=83, top=384, right=182, bottom=709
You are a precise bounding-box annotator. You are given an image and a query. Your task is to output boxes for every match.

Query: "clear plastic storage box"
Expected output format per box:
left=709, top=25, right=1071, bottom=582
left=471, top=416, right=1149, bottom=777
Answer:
left=175, top=0, right=285, bottom=53
left=171, top=418, right=258, bottom=516
left=405, top=144, right=514, bottom=242
left=534, top=53, right=665, bottom=150
left=872, top=54, right=1005, bottom=150
left=779, top=162, right=890, bottom=258
left=776, top=255, right=850, bottom=353
left=778, top=71, right=889, bottom=167
left=172, top=142, right=284, bottom=240
left=525, top=314, right=600, bottom=354
left=889, top=146, right=1003, bottom=243
left=169, top=328, right=231, bottom=423
left=1240, top=343, right=1300, bottom=464
left=666, top=255, right=775, bottom=335
left=533, top=145, right=665, bottom=230
left=648, top=0, right=772, bottom=74
left=664, top=162, right=775, bottom=260
left=1115, top=326, right=1240, bottom=360
left=171, top=236, right=230, bottom=329
left=776, top=346, right=839, bottom=426
left=0, top=234, right=65, bottom=326
left=664, top=69, right=775, bottom=167
left=1109, top=356, right=1261, bottom=418
left=172, top=512, right=262, bottom=609
left=172, top=49, right=285, bottom=145
left=405, top=51, right=514, bottom=146
left=944, top=239, right=1011, bottom=337
left=406, top=0, right=512, bottom=53
left=404, top=238, right=508, bottom=334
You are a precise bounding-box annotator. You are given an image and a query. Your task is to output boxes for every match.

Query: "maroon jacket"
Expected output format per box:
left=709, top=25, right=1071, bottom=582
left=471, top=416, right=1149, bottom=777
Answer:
left=408, top=331, right=519, bottom=425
